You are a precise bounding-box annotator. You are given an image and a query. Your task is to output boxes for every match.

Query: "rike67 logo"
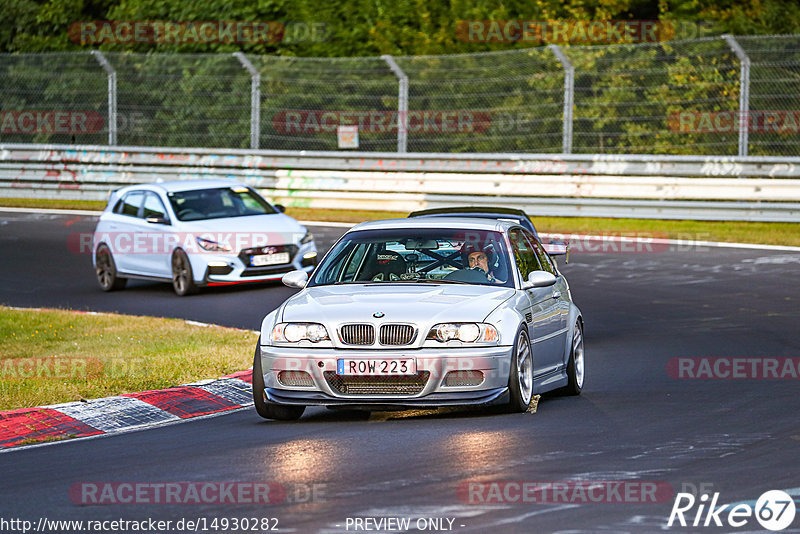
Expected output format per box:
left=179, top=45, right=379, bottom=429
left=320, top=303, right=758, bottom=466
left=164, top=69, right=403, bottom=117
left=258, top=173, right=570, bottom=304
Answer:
left=668, top=490, right=796, bottom=531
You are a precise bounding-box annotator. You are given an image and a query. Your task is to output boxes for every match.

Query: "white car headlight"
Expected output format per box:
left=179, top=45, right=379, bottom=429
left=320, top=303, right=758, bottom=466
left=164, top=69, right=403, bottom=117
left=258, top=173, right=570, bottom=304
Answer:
left=300, top=231, right=314, bottom=244
left=195, top=236, right=232, bottom=252
left=271, top=322, right=329, bottom=343
left=427, top=323, right=499, bottom=343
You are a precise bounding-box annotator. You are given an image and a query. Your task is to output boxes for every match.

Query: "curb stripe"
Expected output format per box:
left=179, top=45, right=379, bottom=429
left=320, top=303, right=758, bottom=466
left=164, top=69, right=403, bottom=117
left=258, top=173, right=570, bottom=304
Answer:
left=0, top=408, right=103, bottom=448
left=122, top=387, right=240, bottom=419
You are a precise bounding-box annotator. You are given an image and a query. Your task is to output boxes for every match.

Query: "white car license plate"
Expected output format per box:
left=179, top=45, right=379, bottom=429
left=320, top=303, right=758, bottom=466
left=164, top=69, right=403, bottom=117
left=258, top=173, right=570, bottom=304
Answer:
left=337, top=358, right=417, bottom=376
left=251, top=252, right=290, bottom=266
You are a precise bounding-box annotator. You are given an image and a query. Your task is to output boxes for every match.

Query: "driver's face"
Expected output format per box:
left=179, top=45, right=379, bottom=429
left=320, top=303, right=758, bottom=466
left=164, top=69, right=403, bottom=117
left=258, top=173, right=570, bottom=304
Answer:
left=468, top=252, right=489, bottom=273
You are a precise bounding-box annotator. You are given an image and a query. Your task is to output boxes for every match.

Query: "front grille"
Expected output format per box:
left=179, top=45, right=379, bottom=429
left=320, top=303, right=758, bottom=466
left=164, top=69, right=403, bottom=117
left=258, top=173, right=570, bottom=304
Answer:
left=324, top=371, right=430, bottom=395
left=339, top=324, right=375, bottom=345
left=379, top=324, right=415, bottom=346
left=238, top=244, right=297, bottom=267
left=277, top=370, right=314, bottom=387
left=240, top=265, right=294, bottom=277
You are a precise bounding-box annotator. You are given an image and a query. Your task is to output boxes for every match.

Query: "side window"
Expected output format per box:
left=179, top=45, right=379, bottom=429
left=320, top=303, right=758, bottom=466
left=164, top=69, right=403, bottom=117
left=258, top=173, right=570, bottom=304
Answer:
left=509, top=228, right=542, bottom=281
left=115, top=191, right=144, bottom=217
left=142, top=192, right=168, bottom=220
left=524, top=229, right=556, bottom=276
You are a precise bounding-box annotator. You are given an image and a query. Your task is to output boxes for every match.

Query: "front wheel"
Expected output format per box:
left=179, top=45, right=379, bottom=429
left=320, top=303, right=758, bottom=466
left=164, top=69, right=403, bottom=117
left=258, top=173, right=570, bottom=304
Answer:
left=252, top=339, right=305, bottom=421
left=562, top=321, right=585, bottom=396
left=507, top=328, right=534, bottom=412
left=172, top=249, right=198, bottom=296
left=95, top=244, right=126, bottom=291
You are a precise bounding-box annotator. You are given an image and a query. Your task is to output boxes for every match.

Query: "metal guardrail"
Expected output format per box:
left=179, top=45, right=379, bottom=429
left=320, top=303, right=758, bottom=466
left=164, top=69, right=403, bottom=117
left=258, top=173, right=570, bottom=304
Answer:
left=2, top=143, right=800, bottom=222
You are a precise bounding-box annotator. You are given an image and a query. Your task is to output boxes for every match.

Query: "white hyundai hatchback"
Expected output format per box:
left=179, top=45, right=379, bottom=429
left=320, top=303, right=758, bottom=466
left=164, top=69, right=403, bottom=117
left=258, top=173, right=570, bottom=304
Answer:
left=92, top=180, right=317, bottom=296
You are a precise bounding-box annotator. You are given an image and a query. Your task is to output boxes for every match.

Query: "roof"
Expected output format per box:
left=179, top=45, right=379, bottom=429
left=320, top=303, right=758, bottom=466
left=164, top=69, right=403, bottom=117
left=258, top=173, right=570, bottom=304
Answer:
left=349, top=217, right=517, bottom=233
left=117, top=179, right=244, bottom=194
left=408, top=206, right=529, bottom=218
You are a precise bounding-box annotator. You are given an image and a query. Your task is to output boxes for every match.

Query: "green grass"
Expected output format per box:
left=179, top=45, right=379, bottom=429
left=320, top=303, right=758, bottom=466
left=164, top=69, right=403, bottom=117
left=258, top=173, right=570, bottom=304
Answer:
left=0, top=306, right=255, bottom=411
left=2, top=197, right=799, bottom=247
left=0, top=197, right=107, bottom=211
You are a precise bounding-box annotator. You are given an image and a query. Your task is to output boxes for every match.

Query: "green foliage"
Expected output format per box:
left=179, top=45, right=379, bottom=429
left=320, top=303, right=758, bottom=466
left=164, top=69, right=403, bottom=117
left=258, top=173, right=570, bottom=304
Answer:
left=2, top=0, right=800, bottom=155
left=2, top=0, right=800, bottom=56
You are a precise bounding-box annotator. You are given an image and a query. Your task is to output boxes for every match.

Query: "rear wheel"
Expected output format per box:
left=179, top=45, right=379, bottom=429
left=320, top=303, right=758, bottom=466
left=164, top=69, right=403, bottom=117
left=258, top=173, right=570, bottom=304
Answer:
left=95, top=244, right=126, bottom=291
left=562, top=321, right=585, bottom=396
left=171, top=249, right=198, bottom=296
left=252, top=339, right=305, bottom=421
left=507, top=328, right=533, bottom=412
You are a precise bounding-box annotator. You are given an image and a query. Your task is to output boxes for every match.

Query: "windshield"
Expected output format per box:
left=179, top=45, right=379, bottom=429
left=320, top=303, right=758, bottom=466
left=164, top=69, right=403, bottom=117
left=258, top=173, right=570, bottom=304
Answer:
left=168, top=186, right=277, bottom=221
left=309, top=228, right=514, bottom=288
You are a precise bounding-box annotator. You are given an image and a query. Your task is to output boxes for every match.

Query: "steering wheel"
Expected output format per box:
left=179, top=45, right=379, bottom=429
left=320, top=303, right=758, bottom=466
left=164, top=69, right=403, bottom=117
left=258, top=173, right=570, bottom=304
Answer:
left=178, top=208, right=202, bottom=219
left=444, top=268, right=490, bottom=283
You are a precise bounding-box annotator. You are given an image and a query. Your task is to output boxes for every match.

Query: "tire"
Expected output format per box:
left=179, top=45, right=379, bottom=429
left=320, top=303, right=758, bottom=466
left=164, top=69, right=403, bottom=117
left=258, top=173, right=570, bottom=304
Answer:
left=171, top=249, right=198, bottom=296
left=95, top=244, right=126, bottom=291
left=562, top=320, right=585, bottom=396
left=507, top=328, right=534, bottom=413
left=252, top=338, right=305, bottom=421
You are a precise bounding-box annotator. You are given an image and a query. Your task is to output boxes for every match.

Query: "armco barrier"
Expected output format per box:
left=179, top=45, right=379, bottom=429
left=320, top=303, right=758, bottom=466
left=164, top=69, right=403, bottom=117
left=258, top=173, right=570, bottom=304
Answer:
left=2, top=143, right=800, bottom=222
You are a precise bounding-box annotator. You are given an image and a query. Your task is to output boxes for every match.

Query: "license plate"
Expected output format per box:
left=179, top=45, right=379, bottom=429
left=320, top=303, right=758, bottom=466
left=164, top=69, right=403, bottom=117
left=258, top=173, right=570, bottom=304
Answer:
left=251, top=252, right=290, bottom=267
left=337, top=358, right=417, bottom=376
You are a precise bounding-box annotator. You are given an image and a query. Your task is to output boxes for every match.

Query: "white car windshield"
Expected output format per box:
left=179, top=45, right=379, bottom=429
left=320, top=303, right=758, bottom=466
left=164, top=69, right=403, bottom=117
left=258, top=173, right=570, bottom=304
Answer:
left=309, top=228, right=513, bottom=288
left=168, top=187, right=278, bottom=221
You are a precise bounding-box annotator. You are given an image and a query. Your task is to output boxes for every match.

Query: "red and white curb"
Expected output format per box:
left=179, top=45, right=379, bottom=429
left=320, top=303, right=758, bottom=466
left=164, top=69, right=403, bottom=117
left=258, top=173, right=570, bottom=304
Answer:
left=0, top=370, right=254, bottom=451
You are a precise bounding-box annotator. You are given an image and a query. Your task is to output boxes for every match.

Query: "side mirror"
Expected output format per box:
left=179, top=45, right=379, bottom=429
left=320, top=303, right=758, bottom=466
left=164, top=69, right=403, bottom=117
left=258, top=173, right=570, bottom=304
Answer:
left=282, top=270, right=308, bottom=289
left=522, top=270, right=557, bottom=290
left=275, top=204, right=286, bottom=213
left=146, top=216, right=170, bottom=225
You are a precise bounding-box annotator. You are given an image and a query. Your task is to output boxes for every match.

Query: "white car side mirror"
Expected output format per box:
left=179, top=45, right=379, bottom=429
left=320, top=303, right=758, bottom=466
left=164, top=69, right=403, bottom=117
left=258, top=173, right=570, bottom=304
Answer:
left=522, top=270, right=557, bottom=289
left=282, top=270, right=308, bottom=289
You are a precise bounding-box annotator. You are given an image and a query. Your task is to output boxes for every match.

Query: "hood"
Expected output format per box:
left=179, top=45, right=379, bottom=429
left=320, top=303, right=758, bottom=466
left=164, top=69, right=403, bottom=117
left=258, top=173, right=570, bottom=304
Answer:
left=281, top=283, right=515, bottom=325
left=177, top=213, right=307, bottom=246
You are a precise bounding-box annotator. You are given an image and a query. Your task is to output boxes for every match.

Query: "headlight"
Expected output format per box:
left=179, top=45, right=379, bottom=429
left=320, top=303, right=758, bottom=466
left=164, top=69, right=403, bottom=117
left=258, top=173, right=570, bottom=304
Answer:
left=300, top=231, right=314, bottom=244
left=271, top=322, right=329, bottom=343
left=427, top=323, right=499, bottom=343
left=196, top=236, right=232, bottom=252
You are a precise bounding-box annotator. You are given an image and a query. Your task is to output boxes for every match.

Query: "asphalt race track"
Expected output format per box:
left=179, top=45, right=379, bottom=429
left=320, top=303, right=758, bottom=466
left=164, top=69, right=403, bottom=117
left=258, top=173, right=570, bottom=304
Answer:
left=1, top=210, right=800, bottom=533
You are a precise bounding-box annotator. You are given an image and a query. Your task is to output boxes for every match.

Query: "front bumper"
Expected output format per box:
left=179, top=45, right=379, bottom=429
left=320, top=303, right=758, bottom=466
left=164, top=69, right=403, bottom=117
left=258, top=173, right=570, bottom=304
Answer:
left=190, top=242, right=318, bottom=286
left=259, top=344, right=514, bottom=407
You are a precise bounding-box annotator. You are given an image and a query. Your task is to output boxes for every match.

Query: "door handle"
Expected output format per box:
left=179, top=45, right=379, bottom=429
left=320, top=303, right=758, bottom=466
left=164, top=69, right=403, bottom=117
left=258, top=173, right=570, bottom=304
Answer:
left=551, top=290, right=561, bottom=300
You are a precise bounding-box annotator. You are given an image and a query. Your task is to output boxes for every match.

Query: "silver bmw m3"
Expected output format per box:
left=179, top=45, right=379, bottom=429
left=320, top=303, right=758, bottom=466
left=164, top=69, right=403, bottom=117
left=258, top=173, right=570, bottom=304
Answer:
left=253, top=217, right=584, bottom=420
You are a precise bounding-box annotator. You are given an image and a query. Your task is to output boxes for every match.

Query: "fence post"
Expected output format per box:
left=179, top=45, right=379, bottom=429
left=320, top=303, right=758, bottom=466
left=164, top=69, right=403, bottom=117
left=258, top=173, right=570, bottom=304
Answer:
left=548, top=44, right=574, bottom=154
left=233, top=52, right=261, bottom=150
left=91, top=51, right=117, bottom=146
left=381, top=54, right=408, bottom=153
left=723, top=35, right=750, bottom=157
